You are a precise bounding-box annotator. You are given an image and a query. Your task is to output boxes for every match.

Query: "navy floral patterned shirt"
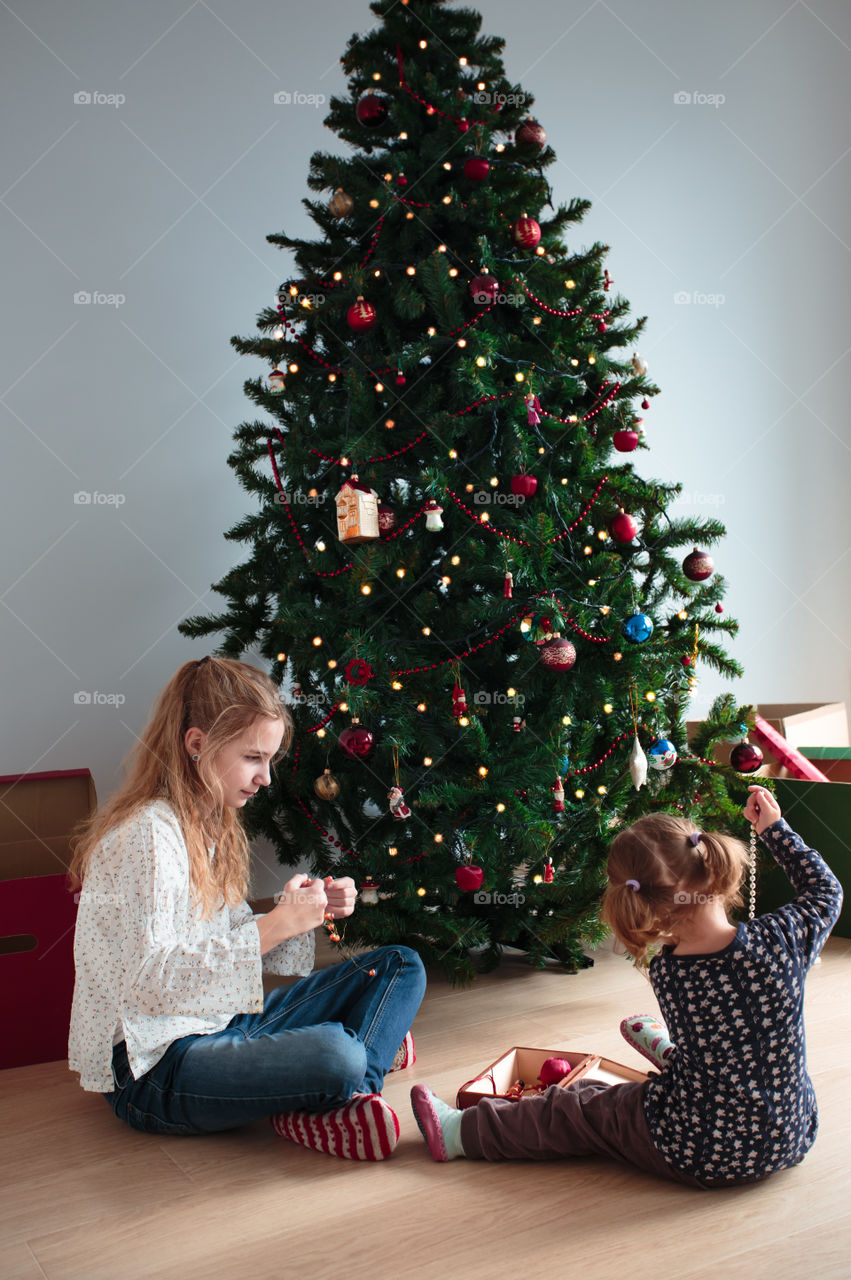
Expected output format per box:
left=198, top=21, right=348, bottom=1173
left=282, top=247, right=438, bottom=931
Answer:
left=643, top=818, right=842, bottom=1186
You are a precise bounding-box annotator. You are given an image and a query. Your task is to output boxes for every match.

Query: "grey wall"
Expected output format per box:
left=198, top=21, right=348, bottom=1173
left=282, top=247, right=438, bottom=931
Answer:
left=3, top=0, right=849, bottom=896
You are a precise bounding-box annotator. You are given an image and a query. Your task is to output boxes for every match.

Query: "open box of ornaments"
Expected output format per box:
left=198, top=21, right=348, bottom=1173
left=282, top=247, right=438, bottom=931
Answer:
left=456, top=1047, right=649, bottom=1109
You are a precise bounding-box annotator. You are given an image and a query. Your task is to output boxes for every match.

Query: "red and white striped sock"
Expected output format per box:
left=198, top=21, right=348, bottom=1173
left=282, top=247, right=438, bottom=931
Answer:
left=388, top=1031, right=416, bottom=1073
left=271, top=1093, right=400, bottom=1161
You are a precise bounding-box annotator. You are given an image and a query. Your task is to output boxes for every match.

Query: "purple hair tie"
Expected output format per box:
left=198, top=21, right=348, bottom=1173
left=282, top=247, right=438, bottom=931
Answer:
left=688, top=832, right=703, bottom=846
left=625, top=878, right=640, bottom=891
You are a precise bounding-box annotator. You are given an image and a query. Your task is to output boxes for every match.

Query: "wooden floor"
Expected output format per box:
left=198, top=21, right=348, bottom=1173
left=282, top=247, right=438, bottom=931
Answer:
left=3, top=932, right=850, bottom=1280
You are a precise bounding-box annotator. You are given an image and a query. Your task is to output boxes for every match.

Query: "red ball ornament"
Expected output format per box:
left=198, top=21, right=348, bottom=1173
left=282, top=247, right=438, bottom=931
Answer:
left=395, top=370, right=406, bottom=386
left=396, top=173, right=408, bottom=186
left=540, top=1057, right=572, bottom=1086
left=681, top=655, right=692, bottom=668
left=470, top=273, right=499, bottom=304
left=682, top=547, right=715, bottom=582
left=610, top=509, right=638, bottom=543
left=715, top=604, right=724, bottom=614
left=377, top=502, right=397, bottom=534
left=339, top=719, right=376, bottom=760
left=510, top=473, right=537, bottom=498
left=538, top=637, right=577, bottom=671
left=458, top=120, right=470, bottom=133
left=347, top=297, right=377, bottom=333
left=613, top=429, right=639, bottom=453
left=512, top=213, right=541, bottom=249
left=515, top=118, right=547, bottom=150
left=641, top=398, right=650, bottom=410
left=464, top=155, right=490, bottom=181
left=730, top=741, right=764, bottom=775
left=455, top=864, right=484, bottom=892
left=597, top=322, right=607, bottom=333
left=356, top=92, right=389, bottom=127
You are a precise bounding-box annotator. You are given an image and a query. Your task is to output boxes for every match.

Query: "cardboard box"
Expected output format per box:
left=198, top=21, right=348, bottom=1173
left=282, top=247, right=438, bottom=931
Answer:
left=687, top=702, right=849, bottom=779
left=0, top=769, right=97, bottom=1069
left=799, top=748, right=851, bottom=785
left=456, top=1046, right=648, bottom=1109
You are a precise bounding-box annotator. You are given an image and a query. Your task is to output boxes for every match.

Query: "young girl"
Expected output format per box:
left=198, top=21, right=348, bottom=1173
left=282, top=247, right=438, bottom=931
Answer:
left=68, top=656, right=426, bottom=1160
left=411, top=786, right=842, bottom=1188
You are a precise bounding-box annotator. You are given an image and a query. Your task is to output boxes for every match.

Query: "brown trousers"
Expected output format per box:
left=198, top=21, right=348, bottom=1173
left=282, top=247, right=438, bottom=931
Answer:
left=459, top=1079, right=704, bottom=1187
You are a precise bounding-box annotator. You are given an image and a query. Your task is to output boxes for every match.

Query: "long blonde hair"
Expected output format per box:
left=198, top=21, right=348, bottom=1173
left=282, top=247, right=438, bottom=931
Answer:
left=68, top=657, right=292, bottom=916
left=601, top=812, right=749, bottom=966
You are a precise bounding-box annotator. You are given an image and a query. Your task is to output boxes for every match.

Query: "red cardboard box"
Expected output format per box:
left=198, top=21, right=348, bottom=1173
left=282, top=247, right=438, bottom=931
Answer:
left=0, top=769, right=97, bottom=1069
left=457, top=1046, right=648, bottom=1109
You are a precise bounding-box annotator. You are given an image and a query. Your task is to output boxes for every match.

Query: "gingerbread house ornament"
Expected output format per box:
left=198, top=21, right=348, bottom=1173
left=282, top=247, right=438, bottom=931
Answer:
left=335, top=475, right=380, bottom=545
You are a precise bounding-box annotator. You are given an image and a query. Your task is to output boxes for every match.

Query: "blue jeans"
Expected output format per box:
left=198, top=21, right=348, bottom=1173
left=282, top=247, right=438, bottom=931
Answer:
left=103, top=945, right=426, bottom=1136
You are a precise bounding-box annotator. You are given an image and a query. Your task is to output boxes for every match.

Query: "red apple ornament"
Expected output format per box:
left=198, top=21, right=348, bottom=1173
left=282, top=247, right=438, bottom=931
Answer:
left=455, top=865, right=484, bottom=892
left=540, top=1057, right=573, bottom=1086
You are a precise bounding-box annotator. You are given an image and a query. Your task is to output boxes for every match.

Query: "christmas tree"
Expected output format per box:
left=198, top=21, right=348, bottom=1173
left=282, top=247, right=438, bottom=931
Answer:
left=180, top=0, right=762, bottom=983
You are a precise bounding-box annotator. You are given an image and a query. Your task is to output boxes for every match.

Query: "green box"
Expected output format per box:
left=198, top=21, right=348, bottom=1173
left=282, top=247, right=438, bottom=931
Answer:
left=753, top=778, right=849, bottom=939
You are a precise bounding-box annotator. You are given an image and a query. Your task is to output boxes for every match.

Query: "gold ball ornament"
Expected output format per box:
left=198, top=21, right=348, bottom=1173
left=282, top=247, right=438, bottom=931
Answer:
left=329, top=188, right=354, bottom=218
left=314, top=769, right=341, bottom=801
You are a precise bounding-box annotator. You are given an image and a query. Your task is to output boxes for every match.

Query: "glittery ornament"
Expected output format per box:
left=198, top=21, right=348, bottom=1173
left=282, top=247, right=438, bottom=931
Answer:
left=629, top=735, right=648, bottom=790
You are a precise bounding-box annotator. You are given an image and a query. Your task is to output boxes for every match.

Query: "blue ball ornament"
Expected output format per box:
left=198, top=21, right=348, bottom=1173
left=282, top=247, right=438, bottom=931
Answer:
left=622, top=612, right=654, bottom=644
left=648, top=737, right=678, bottom=770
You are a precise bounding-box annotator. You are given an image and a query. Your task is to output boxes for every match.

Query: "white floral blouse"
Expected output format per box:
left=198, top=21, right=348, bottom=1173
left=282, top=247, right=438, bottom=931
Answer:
left=68, top=797, right=314, bottom=1092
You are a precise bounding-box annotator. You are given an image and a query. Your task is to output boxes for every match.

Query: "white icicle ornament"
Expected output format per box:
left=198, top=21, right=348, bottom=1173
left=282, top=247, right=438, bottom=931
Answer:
left=629, top=734, right=648, bottom=790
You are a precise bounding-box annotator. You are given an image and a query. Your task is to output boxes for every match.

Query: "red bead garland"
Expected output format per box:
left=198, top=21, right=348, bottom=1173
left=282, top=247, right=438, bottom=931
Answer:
left=445, top=474, right=609, bottom=548
left=310, top=429, right=429, bottom=468
left=564, top=731, right=631, bottom=778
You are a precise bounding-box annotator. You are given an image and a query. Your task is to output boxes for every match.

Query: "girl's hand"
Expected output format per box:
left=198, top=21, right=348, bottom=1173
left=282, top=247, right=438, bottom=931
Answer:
left=274, top=874, right=328, bottom=934
left=744, top=785, right=782, bottom=834
left=324, top=876, right=357, bottom=920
